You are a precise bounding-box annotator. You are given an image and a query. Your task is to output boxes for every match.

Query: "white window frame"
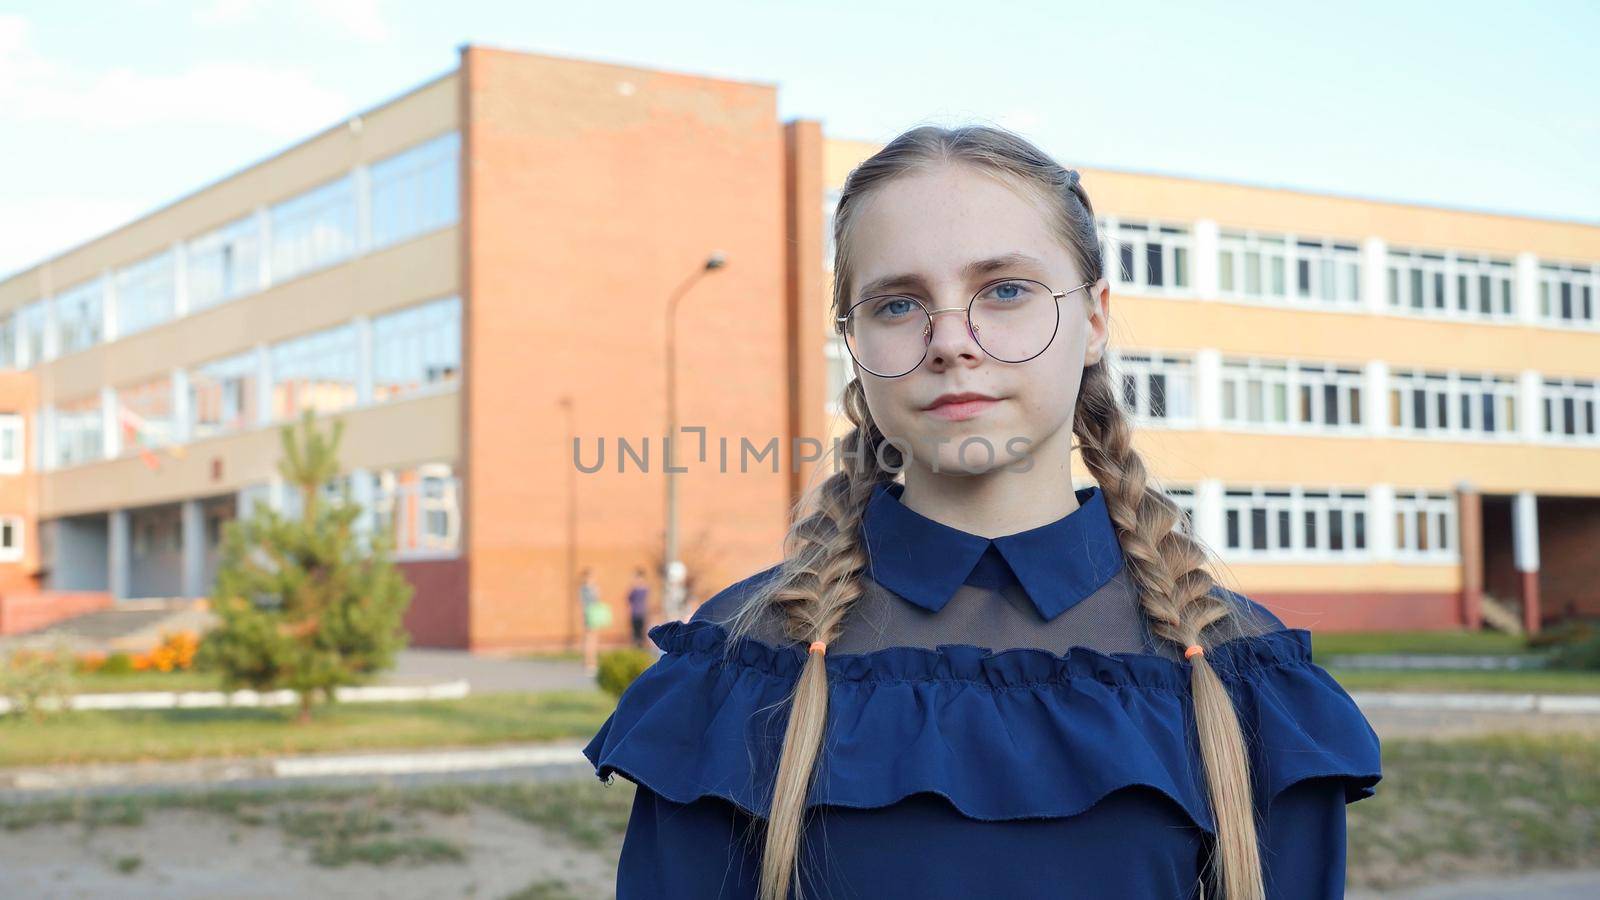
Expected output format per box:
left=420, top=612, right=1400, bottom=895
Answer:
left=1541, top=377, right=1599, bottom=443
left=1538, top=261, right=1600, bottom=330
left=1393, top=490, right=1457, bottom=562
left=1110, top=350, right=1196, bottom=427
left=0, top=413, right=23, bottom=474
left=0, top=515, right=25, bottom=563
left=1221, top=486, right=1369, bottom=562
left=1100, top=217, right=1193, bottom=296
left=1388, top=368, right=1519, bottom=440
left=1387, top=246, right=1515, bottom=323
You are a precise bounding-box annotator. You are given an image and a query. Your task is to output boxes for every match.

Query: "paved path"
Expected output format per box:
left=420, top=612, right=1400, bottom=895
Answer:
left=384, top=648, right=601, bottom=693
left=1349, top=868, right=1600, bottom=899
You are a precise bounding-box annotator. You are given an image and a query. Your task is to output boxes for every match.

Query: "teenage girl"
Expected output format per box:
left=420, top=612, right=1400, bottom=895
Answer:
left=586, top=124, right=1382, bottom=900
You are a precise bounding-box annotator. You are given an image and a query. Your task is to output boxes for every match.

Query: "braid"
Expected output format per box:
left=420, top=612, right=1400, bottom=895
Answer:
left=1074, top=360, right=1267, bottom=900
left=722, top=376, right=897, bottom=900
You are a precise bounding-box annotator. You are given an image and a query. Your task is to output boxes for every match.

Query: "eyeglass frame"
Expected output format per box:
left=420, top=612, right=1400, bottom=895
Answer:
left=834, top=277, right=1096, bottom=378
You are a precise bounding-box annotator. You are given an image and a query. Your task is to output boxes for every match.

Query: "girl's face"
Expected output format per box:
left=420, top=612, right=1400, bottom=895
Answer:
left=844, top=163, right=1110, bottom=479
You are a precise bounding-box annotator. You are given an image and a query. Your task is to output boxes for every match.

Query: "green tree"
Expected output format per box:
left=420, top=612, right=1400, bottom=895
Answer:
left=198, top=410, right=415, bottom=722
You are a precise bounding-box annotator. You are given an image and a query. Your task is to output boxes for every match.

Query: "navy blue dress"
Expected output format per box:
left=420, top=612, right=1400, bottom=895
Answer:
left=584, top=482, right=1383, bottom=899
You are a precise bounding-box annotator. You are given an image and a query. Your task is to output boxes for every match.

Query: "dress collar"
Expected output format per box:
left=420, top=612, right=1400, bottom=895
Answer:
left=861, top=480, right=1125, bottom=622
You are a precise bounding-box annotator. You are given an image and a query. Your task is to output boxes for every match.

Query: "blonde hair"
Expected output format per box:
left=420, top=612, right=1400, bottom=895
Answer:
left=721, top=124, right=1270, bottom=900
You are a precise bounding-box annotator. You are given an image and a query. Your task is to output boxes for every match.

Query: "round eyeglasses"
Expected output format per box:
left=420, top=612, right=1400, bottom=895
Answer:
left=835, top=278, right=1094, bottom=378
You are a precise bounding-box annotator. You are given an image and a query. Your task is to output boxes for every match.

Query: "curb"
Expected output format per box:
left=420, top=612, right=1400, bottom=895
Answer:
left=0, top=740, right=591, bottom=794
left=0, top=680, right=471, bottom=716
left=1350, top=691, right=1600, bottom=714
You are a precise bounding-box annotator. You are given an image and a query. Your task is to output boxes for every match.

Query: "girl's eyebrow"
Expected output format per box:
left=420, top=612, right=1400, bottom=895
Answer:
left=856, top=251, right=1048, bottom=299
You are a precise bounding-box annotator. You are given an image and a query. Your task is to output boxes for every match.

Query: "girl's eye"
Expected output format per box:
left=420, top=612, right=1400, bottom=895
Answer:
left=871, top=297, right=919, bottom=319
left=983, top=281, right=1036, bottom=303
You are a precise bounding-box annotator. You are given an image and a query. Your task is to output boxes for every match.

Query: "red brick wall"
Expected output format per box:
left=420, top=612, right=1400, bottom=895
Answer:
left=0, top=591, right=113, bottom=635
left=399, top=557, right=470, bottom=649
left=460, top=47, right=790, bottom=651
left=1254, top=590, right=1463, bottom=633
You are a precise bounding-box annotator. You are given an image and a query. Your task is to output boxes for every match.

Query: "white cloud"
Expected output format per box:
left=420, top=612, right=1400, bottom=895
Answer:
left=194, top=0, right=390, bottom=42
left=0, top=195, right=148, bottom=282
left=0, top=14, right=350, bottom=138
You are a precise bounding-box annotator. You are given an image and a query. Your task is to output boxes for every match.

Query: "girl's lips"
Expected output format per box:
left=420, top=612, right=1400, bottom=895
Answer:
left=924, top=397, right=1000, bottom=421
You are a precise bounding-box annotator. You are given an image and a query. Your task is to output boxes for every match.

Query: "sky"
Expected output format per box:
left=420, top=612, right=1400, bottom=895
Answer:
left=2, top=0, right=1597, bottom=280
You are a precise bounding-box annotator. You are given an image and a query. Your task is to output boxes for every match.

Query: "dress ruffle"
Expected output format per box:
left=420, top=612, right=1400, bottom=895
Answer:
left=581, top=619, right=1382, bottom=835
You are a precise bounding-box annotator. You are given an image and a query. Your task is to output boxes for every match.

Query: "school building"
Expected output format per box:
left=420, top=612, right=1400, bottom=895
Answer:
left=0, top=45, right=1595, bottom=650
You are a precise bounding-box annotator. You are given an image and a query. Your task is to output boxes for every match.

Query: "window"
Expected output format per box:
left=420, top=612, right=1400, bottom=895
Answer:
left=822, top=187, right=842, bottom=272
left=187, top=214, right=261, bottom=310
left=1218, top=230, right=1360, bottom=306
left=0, top=413, right=23, bottom=474
left=116, top=375, right=177, bottom=455
left=55, top=278, right=104, bottom=355
left=374, top=462, right=460, bottom=557
left=824, top=334, right=853, bottom=415
left=1541, top=377, right=1599, bottom=442
left=115, top=250, right=177, bottom=338
left=270, top=175, right=357, bottom=282
left=190, top=350, right=262, bottom=440
left=1112, top=351, right=1195, bottom=425
left=1221, top=358, right=1363, bottom=431
left=0, top=515, right=22, bottom=563
left=269, top=323, right=359, bottom=420
left=1386, top=247, right=1514, bottom=321
left=1223, top=486, right=1367, bottom=560
left=1393, top=491, right=1457, bottom=560
left=1538, top=261, right=1599, bottom=329
left=1388, top=369, right=1518, bottom=439
left=55, top=394, right=104, bottom=467
left=369, top=132, right=460, bottom=250
left=371, top=295, right=461, bottom=402
left=0, top=313, right=16, bottom=369
left=1101, top=218, right=1191, bottom=292
left=1164, top=485, right=1196, bottom=536
left=17, top=299, right=50, bottom=367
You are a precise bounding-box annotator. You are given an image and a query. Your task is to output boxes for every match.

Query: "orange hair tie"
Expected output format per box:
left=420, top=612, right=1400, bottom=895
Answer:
left=1184, top=644, right=1205, bottom=660
left=809, top=640, right=827, bottom=656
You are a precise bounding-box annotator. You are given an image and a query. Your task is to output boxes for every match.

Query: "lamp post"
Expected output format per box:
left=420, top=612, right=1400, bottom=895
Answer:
left=664, top=252, right=727, bottom=622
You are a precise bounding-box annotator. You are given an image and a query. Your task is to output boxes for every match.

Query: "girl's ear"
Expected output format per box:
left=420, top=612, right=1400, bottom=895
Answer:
left=1085, top=278, right=1112, bottom=366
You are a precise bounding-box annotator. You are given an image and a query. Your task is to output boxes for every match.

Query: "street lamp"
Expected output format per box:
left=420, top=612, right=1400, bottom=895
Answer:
left=664, top=252, right=727, bottom=622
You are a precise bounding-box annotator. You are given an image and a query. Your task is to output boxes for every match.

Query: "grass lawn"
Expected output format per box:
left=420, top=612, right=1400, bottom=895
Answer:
left=1326, top=667, right=1600, bottom=695
left=69, top=670, right=227, bottom=694
left=1310, top=629, right=1536, bottom=659
left=1348, top=732, right=1600, bottom=891
left=0, top=690, right=616, bottom=768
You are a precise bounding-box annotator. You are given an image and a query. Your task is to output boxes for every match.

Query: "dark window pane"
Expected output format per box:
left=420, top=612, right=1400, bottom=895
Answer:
left=1565, top=397, right=1577, bottom=435
left=1479, top=274, right=1492, bottom=313
left=1122, top=373, right=1138, bottom=409
left=1483, top=392, right=1496, bottom=431
left=1584, top=399, right=1595, bottom=435
left=1410, top=269, right=1424, bottom=308
left=1304, top=510, right=1318, bottom=547
left=1436, top=392, right=1449, bottom=429
left=1298, top=259, right=1311, bottom=295
left=1544, top=396, right=1554, bottom=432
left=1277, top=510, right=1291, bottom=548
left=1146, top=242, right=1164, bottom=286
left=1354, top=511, right=1366, bottom=549
left=1150, top=373, right=1167, bottom=418
left=1460, top=393, right=1472, bottom=429
left=1323, top=384, right=1338, bottom=425
left=1226, top=509, right=1240, bottom=548
left=1349, top=387, right=1362, bottom=425
left=1251, top=508, right=1268, bottom=550
left=1562, top=282, right=1573, bottom=319
left=1330, top=510, right=1344, bottom=550
left=1119, top=243, right=1134, bottom=282
left=1433, top=272, right=1445, bottom=308
left=1412, top=389, right=1427, bottom=429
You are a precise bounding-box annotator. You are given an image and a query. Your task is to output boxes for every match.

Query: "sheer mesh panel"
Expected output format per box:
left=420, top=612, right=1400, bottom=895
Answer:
left=695, top=561, right=1281, bottom=665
